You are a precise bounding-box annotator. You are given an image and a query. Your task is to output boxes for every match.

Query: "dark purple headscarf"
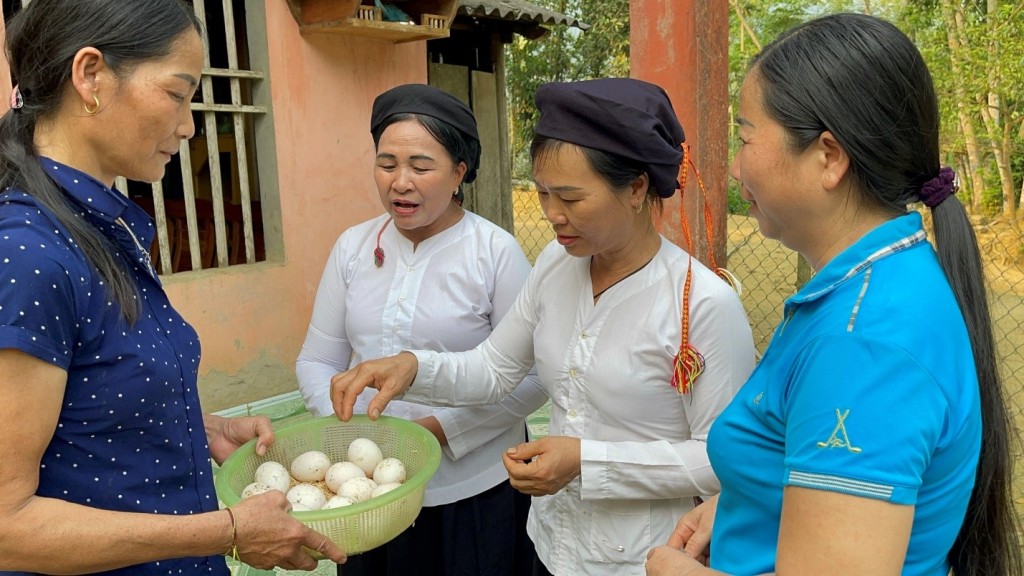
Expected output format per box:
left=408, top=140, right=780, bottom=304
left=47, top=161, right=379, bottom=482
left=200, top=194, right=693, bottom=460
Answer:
left=534, top=78, right=686, bottom=198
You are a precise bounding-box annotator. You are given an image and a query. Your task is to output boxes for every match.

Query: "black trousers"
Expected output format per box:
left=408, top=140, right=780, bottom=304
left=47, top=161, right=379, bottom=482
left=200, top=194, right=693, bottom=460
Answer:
left=531, top=556, right=555, bottom=576
left=339, top=479, right=534, bottom=576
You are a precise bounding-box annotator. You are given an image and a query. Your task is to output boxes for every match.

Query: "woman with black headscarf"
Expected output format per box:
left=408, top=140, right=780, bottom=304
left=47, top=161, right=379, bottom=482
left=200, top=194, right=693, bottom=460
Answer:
left=296, top=83, right=547, bottom=576
left=328, top=78, right=756, bottom=576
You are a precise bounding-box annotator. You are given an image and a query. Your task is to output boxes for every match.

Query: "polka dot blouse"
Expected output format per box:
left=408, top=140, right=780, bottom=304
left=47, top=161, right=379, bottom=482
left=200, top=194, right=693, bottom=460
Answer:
left=0, top=159, right=228, bottom=575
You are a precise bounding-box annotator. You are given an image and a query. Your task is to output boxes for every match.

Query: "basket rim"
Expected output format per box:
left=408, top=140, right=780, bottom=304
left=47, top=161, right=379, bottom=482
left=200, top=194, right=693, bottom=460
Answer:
left=214, top=415, right=442, bottom=519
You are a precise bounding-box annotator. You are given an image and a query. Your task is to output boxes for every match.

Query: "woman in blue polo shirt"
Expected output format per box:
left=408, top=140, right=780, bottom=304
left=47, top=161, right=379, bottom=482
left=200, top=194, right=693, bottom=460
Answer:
left=645, top=13, right=1021, bottom=576
left=0, top=1, right=345, bottom=574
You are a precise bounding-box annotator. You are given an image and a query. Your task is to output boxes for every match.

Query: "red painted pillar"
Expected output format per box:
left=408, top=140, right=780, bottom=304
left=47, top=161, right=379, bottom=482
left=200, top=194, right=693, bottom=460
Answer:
left=630, top=0, right=729, bottom=269
left=0, top=15, right=11, bottom=113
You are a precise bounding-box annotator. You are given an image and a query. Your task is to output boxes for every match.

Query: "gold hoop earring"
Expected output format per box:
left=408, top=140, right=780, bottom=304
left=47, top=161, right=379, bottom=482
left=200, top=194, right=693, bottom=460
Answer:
left=84, top=94, right=100, bottom=115
left=634, top=197, right=646, bottom=214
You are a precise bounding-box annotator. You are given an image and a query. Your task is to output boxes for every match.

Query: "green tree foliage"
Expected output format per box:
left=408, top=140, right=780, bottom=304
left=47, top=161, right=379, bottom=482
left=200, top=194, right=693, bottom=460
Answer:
left=727, top=0, right=1023, bottom=218
left=897, top=1, right=1024, bottom=216
left=505, top=0, right=629, bottom=179
left=507, top=0, right=1023, bottom=218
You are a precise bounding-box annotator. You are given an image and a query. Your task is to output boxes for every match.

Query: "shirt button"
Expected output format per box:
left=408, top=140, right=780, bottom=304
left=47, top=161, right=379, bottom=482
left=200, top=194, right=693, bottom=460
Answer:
left=580, top=331, right=588, bottom=339
left=568, top=409, right=578, bottom=418
left=569, top=369, right=577, bottom=378
left=407, top=266, right=414, bottom=272
left=399, top=296, right=406, bottom=302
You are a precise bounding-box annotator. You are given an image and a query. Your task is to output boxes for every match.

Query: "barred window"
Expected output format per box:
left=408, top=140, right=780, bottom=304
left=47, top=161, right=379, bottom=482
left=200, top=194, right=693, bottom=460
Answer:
left=6, top=0, right=270, bottom=275
left=123, top=0, right=269, bottom=275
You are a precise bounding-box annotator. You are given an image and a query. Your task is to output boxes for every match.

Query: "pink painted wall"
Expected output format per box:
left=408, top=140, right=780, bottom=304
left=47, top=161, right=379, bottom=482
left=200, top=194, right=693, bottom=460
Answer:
left=163, top=2, right=426, bottom=410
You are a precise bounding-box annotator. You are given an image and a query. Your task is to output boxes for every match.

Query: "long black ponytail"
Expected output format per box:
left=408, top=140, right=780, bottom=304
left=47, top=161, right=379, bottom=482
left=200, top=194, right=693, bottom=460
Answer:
left=751, top=13, right=1020, bottom=576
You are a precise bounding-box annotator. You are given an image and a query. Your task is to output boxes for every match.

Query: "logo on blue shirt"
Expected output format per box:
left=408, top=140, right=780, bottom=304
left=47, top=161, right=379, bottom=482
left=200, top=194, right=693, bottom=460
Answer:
left=816, top=408, right=862, bottom=453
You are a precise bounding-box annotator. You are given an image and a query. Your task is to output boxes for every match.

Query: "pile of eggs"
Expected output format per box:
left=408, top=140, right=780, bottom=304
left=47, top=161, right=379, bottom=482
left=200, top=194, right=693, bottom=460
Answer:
left=240, top=437, right=407, bottom=511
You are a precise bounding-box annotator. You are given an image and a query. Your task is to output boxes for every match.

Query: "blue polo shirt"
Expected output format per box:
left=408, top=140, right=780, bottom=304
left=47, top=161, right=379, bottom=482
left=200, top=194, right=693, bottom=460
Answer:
left=0, top=159, right=227, bottom=575
left=707, top=213, right=980, bottom=575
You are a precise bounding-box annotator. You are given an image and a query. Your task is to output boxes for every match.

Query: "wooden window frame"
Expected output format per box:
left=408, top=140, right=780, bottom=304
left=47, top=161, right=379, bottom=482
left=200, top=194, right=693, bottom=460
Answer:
left=118, top=0, right=271, bottom=276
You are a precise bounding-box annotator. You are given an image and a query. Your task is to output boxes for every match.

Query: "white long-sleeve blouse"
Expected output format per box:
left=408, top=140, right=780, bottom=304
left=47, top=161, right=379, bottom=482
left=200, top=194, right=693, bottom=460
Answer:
left=404, top=237, right=756, bottom=575
left=296, top=211, right=548, bottom=506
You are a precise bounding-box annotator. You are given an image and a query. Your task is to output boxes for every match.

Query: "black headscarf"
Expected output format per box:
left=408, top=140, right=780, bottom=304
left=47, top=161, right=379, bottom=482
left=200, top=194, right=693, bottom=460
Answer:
left=534, top=78, right=686, bottom=197
left=370, top=84, right=481, bottom=183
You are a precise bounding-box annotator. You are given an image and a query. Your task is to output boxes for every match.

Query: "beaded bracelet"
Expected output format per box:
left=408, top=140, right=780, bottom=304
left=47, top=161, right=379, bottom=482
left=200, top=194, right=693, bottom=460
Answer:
left=224, top=507, right=239, bottom=562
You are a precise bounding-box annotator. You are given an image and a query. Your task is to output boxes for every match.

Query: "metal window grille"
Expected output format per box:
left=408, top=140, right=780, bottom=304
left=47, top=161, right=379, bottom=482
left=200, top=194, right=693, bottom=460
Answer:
left=120, top=0, right=267, bottom=275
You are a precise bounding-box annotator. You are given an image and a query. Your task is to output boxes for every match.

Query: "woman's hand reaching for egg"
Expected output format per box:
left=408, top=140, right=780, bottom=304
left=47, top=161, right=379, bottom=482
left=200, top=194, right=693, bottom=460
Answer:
left=331, top=352, right=418, bottom=421
left=502, top=436, right=581, bottom=496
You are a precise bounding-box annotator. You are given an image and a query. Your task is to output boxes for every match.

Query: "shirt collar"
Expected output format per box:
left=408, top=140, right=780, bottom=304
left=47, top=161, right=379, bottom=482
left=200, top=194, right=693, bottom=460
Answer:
left=788, top=212, right=928, bottom=305
left=39, top=156, right=130, bottom=223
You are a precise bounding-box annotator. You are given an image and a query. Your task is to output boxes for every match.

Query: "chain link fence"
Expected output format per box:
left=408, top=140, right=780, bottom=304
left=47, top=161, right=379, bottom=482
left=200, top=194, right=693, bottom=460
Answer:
left=966, top=213, right=1024, bottom=532
left=513, top=183, right=1024, bottom=531
left=513, top=182, right=553, bottom=263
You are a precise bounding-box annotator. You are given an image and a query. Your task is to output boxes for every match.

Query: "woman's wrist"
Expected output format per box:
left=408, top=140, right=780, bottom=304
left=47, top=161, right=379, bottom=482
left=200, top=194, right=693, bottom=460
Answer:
left=222, top=507, right=238, bottom=559
left=399, top=350, right=418, bottom=388
left=202, top=413, right=226, bottom=441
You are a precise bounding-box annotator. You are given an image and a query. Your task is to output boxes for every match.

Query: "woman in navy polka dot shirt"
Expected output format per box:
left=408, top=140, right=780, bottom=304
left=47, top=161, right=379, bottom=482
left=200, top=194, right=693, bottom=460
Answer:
left=0, top=1, right=346, bottom=574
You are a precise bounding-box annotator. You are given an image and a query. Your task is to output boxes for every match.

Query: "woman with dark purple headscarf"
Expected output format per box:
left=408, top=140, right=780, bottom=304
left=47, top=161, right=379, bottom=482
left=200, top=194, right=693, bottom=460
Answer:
left=327, top=78, right=755, bottom=576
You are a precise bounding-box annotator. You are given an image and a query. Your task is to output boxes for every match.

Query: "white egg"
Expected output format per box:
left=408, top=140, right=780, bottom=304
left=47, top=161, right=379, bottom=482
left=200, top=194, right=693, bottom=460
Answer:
left=322, top=495, right=357, bottom=509
left=339, top=476, right=378, bottom=503
left=325, top=461, right=367, bottom=493
left=347, top=438, right=384, bottom=477
left=290, top=450, right=332, bottom=482
left=372, top=458, right=407, bottom=485
left=287, top=482, right=327, bottom=510
left=241, top=481, right=274, bottom=499
left=254, top=461, right=291, bottom=493
left=371, top=482, right=402, bottom=498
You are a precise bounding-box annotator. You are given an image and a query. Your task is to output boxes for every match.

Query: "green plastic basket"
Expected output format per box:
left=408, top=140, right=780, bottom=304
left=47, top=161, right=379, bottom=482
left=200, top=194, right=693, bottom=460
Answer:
left=215, top=415, right=442, bottom=556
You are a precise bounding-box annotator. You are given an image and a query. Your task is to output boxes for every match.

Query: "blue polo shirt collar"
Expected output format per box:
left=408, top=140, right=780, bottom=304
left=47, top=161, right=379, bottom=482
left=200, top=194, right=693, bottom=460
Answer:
left=788, top=212, right=928, bottom=306
left=39, top=156, right=131, bottom=224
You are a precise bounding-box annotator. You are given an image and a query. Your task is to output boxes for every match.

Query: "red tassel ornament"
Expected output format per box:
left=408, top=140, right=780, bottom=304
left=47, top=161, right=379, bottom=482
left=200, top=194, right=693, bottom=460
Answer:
left=373, top=217, right=392, bottom=268
left=669, top=145, right=736, bottom=395
left=670, top=259, right=706, bottom=394
left=671, top=345, right=706, bottom=394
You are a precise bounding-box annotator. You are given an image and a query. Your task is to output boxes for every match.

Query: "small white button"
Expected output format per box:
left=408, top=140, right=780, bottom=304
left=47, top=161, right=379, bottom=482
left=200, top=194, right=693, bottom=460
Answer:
left=407, top=266, right=414, bottom=271
left=569, top=369, right=577, bottom=378
left=568, top=409, right=578, bottom=418
left=580, top=331, right=589, bottom=339
left=399, top=296, right=406, bottom=302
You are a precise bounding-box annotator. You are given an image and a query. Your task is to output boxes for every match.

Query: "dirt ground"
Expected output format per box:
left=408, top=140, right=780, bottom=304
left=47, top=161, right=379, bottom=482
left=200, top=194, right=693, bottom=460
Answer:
left=514, top=189, right=1024, bottom=531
